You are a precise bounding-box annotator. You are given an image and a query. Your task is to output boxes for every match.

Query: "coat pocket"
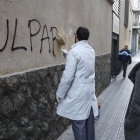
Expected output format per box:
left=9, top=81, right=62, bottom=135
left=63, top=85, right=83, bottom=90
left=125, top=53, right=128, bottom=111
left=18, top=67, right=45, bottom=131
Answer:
left=75, top=83, right=95, bottom=115
left=67, top=79, right=79, bottom=98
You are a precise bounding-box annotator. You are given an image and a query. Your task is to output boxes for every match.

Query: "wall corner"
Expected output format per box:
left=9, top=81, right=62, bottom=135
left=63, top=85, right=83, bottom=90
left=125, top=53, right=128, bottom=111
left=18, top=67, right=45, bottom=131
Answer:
left=108, top=0, right=114, bottom=5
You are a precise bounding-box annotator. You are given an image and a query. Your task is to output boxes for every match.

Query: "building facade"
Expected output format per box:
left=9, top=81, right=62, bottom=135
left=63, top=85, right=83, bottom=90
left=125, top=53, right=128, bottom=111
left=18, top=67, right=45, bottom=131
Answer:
left=132, top=0, right=140, bottom=55
left=119, top=0, right=133, bottom=51
left=111, top=0, right=134, bottom=77
left=0, top=0, right=113, bottom=139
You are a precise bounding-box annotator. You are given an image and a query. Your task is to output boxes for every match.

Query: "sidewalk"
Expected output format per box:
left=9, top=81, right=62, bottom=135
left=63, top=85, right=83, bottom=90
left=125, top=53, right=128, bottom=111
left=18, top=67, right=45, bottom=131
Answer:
left=57, top=52, right=140, bottom=140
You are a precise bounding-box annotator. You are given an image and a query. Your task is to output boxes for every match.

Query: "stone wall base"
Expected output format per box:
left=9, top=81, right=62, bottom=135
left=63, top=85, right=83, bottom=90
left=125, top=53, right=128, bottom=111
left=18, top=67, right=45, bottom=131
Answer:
left=95, top=53, right=111, bottom=96
left=0, top=53, right=111, bottom=140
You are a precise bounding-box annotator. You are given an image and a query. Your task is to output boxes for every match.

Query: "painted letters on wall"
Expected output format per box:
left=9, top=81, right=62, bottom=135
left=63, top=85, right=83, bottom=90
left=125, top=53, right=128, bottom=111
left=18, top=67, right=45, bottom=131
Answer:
left=0, top=19, right=58, bottom=56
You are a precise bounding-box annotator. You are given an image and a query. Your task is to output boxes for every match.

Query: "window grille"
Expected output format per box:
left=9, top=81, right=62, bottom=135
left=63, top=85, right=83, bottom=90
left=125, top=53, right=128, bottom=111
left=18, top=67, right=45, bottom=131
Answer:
left=113, top=0, right=121, bottom=18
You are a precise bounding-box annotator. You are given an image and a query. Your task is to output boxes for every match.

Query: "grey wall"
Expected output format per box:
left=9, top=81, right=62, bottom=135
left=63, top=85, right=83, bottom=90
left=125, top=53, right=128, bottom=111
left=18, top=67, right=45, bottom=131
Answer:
left=0, top=0, right=112, bottom=75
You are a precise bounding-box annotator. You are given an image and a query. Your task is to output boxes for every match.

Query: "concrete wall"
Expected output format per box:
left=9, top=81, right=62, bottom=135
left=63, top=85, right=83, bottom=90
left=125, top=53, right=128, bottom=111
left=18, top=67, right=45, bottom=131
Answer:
left=0, top=0, right=112, bottom=76
left=119, top=0, right=133, bottom=50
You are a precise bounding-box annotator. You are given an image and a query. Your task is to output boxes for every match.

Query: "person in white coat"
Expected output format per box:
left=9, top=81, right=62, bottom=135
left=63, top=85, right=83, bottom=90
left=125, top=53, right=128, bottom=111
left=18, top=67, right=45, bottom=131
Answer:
left=56, top=27, right=98, bottom=140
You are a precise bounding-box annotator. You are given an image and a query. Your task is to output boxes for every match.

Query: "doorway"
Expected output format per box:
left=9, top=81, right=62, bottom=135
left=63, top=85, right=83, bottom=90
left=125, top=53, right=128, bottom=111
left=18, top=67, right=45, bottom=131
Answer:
left=111, top=33, right=119, bottom=77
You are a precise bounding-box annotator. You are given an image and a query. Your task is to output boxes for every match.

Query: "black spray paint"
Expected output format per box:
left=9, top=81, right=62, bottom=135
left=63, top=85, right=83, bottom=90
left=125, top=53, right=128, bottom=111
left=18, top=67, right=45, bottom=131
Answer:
left=0, top=19, right=58, bottom=56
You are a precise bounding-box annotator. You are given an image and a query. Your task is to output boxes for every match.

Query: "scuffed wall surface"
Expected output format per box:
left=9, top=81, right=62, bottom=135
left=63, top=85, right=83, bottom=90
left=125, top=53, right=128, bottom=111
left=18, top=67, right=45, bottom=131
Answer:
left=0, top=0, right=112, bottom=75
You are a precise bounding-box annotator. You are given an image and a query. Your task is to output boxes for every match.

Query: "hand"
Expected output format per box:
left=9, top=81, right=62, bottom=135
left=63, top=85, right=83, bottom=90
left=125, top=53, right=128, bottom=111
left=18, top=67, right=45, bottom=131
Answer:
left=56, top=96, right=62, bottom=103
left=61, top=49, right=68, bottom=54
left=95, top=109, right=100, bottom=120
left=61, top=49, right=68, bottom=58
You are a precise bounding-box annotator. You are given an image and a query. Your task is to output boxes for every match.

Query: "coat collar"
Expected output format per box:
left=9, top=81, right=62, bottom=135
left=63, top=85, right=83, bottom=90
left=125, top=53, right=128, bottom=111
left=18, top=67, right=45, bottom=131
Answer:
left=71, top=40, right=88, bottom=49
left=128, top=62, right=140, bottom=83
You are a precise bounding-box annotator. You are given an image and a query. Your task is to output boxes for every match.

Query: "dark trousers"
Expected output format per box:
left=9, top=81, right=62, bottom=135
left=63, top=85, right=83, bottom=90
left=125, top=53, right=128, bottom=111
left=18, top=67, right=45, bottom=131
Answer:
left=72, top=109, right=95, bottom=140
left=116, top=61, right=128, bottom=77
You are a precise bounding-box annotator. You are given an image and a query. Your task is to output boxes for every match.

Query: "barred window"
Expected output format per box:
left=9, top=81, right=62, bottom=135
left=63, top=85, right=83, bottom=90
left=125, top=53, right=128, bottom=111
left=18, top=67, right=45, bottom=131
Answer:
left=113, top=0, right=121, bottom=18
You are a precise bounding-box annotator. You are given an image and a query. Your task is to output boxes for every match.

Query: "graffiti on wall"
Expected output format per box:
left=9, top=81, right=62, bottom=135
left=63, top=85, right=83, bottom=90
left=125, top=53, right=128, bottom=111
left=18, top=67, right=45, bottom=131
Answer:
left=0, top=19, right=58, bottom=56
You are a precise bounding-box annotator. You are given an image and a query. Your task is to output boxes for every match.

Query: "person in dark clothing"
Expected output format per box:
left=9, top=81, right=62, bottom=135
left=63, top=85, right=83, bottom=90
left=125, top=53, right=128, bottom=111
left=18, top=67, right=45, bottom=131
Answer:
left=115, top=45, right=132, bottom=78
left=124, top=62, right=140, bottom=140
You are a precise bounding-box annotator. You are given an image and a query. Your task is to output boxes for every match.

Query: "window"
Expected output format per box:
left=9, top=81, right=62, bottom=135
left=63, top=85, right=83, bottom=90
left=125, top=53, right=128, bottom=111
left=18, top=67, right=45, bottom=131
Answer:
left=124, top=0, right=129, bottom=27
left=113, top=0, right=121, bottom=18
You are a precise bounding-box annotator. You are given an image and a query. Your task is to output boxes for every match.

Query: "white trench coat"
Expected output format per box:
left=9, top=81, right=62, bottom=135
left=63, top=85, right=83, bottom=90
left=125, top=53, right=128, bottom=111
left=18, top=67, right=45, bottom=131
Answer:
left=56, top=40, right=98, bottom=120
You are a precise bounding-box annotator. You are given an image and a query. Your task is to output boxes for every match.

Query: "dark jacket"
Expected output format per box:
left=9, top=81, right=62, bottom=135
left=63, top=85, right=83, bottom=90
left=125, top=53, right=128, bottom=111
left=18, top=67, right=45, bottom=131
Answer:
left=117, top=49, right=132, bottom=64
left=124, top=62, right=140, bottom=140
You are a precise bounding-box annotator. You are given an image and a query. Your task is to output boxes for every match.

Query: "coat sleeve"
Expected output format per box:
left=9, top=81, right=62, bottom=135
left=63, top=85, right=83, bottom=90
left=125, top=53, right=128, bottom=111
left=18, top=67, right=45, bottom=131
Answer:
left=128, top=62, right=140, bottom=83
left=124, top=68, right=140, bottom=130
left=56, top=50, right=79, bottom=98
